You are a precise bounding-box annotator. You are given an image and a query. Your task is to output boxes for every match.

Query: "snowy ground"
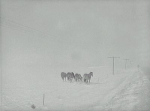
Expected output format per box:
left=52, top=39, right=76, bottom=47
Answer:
left=1, top=67, right=150, bottom=111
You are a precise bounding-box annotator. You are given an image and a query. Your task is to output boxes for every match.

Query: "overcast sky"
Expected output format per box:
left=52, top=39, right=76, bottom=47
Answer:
left=1, top=0, right=150, bottom=73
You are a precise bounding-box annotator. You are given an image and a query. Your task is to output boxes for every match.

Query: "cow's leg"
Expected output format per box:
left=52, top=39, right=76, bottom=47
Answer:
left=70, top=78, right=72, bottom=82
left=64, top=77, right=65, bottom=81
left=85, top=79, right=87, bottom=83
left=87, top=79, right=89, bottom=83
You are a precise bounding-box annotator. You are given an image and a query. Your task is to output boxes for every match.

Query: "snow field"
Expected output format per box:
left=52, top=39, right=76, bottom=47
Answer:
left=2, top=67, right=150, bottom=111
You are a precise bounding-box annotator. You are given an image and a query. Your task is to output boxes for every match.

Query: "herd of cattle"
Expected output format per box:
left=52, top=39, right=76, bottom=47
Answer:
left=61, top=72, right=93, bottom=83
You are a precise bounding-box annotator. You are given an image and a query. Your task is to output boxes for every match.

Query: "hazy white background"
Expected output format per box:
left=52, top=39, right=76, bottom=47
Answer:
left=0, top=0, right=150, bottom=110
left=1, top=0, right=150, bottom=69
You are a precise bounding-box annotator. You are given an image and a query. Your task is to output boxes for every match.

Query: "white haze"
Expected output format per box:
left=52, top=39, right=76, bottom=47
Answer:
left=1, top=0, right=150, bottom=111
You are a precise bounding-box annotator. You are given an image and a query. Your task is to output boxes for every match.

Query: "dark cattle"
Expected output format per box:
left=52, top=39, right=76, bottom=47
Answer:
left=83, top=72, right=93, bottom=83
left=75, top=73, right=82, bottom=82
left=75, top=73, right=79, bottom=82
left=61, top=72, right=67, bottom=81
left=66, top=72, right=75, bottom=82
left=78, top=74, right=83, bottom=81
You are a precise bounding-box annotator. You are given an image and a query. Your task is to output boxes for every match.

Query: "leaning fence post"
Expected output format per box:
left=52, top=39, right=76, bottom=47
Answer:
left=43, top=94, right=45, bottom=106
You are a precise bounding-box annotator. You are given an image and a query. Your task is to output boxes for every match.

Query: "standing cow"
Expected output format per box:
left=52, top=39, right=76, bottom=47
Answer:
left=78, top=74, right=83, bottom=82
left=83, top=72, right=93, bottom=83
left=75, top=73, right=82, bottom=82
left=61, top=72, right=67, bottom=81
left=66, top=72, right=75, bottom=82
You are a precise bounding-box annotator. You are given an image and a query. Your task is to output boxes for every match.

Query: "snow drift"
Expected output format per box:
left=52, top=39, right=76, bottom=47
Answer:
left=1, top=67, right=150, bottom=111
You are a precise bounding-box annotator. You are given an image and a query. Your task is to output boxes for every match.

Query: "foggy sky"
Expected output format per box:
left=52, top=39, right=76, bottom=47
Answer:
left=1, top=0, right=150, bottom=71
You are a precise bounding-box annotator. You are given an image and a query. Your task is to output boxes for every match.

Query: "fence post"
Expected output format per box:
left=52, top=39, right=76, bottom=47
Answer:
left=43, top=94, right=45, bottom=106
